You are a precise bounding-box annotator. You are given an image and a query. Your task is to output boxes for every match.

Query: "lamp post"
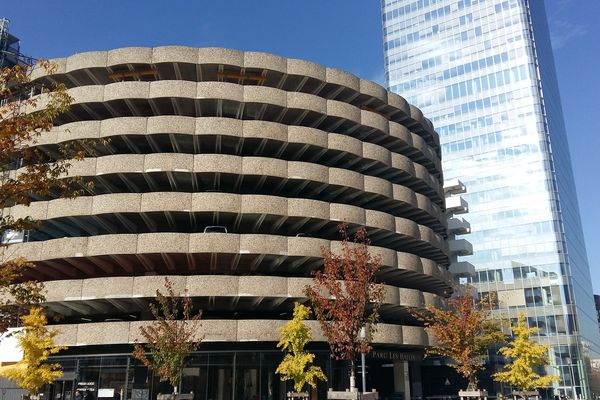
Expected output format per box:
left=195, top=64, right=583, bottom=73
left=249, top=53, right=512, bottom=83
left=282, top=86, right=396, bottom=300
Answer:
left=360, top=327, right=367, bottom=393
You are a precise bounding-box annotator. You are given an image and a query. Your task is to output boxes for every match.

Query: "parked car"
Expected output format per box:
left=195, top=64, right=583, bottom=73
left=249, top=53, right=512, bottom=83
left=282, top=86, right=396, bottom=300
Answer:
left=1, top=230, right=28, bottom=244
left=203, top=226, right=228, bottom=233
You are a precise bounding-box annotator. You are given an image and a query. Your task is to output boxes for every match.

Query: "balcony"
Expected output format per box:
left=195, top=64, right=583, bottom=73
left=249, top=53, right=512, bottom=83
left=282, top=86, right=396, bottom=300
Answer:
left=447, top=217, right=471, bottom=234
left=448, top=238, right=473, bottom=256
left=449, top=261, right=475, bottom=277
left=444, top=178, right=466, bottom=195
left=445, top=195, right=468, bottom=214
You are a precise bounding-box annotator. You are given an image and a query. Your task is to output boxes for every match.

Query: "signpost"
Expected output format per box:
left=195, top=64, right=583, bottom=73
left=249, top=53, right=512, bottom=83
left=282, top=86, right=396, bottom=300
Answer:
left=360, top=327, right=367, bottom=394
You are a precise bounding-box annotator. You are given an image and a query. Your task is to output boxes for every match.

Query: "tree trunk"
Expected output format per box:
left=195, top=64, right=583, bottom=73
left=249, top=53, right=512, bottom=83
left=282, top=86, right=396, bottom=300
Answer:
left=468, top=373, right=478, bottom=391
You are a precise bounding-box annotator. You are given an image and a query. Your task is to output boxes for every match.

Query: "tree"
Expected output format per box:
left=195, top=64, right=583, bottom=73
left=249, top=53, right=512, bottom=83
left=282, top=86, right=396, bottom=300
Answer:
left=493, top=312, right=560, bottom=394
left=1, top=61, right=82, bottom=333
left=133, top=278, right=203, bottom=393
left=412, top=287, right=505, bottom=391
left=0, top=306, right=64, bottom=395
left=304, top=225, right=384, bottom=391
left=276, top=302, right=327, bottom=393
left=0, top=263, right=45, bottom=334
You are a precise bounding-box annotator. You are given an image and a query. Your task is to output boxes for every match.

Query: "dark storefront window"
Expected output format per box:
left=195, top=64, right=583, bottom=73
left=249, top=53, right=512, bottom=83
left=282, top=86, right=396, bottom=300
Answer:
left=180, top=355, right=209, bottom=399
left=259, top=353, right=287, bottom=400
left=130, top=358, right=151, bottom=400
left=206, top=353, right=234, bottom=400
left=97, top=357, right=129, bottom=400
left=234, top=353, right=259, bottom=400
left=78, top=357, right=102, bottom=396
left=46, top=350, right=412, bottom=400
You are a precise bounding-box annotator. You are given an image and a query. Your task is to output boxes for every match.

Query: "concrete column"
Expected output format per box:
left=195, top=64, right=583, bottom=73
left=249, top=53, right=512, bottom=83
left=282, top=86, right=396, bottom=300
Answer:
left=393, top=361, right=411, bottom=399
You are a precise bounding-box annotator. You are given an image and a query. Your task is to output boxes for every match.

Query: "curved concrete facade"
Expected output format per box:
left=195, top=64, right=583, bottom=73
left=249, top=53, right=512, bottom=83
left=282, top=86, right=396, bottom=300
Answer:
left=4, top=48, right=451, bottom=354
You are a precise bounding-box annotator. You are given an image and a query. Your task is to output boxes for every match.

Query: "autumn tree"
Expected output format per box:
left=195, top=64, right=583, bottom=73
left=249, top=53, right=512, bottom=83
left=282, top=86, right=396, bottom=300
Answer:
left=413, top=286, right=505, bottom=391
left=0, top=264, right=44, bottom=334
left=0, top=306, right=64, bottom=395
left=304, top=225, right=384, bottom=392
left=276, top=302, right=326, bottom=393
left=133, top=278, right=203, bottom=394
left=1, top=61, right=84, bottom=333
left=493, top=312, right=560, bottom=394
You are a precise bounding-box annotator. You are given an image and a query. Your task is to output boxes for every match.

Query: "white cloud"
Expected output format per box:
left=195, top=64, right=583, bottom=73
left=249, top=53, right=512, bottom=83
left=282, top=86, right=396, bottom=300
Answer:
left=550, top=20, right=589, bottom=49
left=548, top=0, right=590, bottom=50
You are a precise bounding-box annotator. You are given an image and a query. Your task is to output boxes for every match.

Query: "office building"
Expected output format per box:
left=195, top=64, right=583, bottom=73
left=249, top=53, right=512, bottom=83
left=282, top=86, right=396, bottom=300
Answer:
left=1, top=46, right=452, bottom=400
left=382, top=0, right=600, bottom=397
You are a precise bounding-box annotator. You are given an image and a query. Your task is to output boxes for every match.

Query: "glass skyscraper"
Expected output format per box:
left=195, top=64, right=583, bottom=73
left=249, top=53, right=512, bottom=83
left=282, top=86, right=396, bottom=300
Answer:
left=382, top=0, right=600, bottom=397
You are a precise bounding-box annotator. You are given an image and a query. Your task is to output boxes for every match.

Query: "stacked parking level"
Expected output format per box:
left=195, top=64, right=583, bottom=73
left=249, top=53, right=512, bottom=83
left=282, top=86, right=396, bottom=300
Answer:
left=1, top=47, right=452, bottom=396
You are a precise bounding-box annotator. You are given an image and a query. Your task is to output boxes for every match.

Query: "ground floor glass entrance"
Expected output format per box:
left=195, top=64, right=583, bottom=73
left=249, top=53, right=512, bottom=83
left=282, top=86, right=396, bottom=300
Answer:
left=22, top=350, right=583, bottom=400
left=42, top=350, right=418, bottom=400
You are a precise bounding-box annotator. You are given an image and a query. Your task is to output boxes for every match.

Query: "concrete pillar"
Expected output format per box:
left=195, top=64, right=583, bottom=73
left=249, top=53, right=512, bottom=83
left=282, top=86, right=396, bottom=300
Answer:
left=393, top=361, right=411, bottom=399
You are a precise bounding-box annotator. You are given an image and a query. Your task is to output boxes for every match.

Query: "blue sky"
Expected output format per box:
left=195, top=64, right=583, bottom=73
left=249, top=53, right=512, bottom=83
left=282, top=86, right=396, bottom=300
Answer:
left=4, top=1, right=599, bottom=290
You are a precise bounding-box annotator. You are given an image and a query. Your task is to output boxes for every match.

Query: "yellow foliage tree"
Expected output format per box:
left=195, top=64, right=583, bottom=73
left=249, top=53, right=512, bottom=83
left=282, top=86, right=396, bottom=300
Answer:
left=0, top=307, right=65, bottom=394
left=276, top=303, right=327, bottom=393
left=493, top=312, right=560, bottom=393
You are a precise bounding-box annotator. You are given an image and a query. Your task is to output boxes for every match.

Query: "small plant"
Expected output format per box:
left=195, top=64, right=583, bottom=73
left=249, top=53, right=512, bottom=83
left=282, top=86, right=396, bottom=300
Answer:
left=133, top=278, right=203, bottom=394
left=412, top=287, right=505, bottom=391
left=0, top=307, right=64, bottom=395
left=276, top=302, right=326, bottom=393
left=493, top=312, right=560, bottom=393
left=304, top=225, right=384, bottom=392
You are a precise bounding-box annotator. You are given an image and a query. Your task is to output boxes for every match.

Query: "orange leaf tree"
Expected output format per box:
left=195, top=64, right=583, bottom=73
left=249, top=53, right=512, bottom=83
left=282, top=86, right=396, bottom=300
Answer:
left=304, top=225, right=384, bottom=391
left=413, top=287, right=505, bottom=391
left=133, top=278, right=203, bottom=393
left=0, top=61, right=85, bottom=333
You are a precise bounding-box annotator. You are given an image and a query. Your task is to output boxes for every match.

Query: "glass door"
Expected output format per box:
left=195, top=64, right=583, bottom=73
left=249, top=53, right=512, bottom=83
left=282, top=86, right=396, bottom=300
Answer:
left=49, top=381, right=75, bottom=400
left=206, top=354, right=234, bottom=400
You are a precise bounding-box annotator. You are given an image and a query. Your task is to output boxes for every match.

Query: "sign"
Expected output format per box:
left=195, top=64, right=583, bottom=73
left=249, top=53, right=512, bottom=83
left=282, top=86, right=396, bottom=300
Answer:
left=97, top=389, right=115, bottom=398
left=77, top=383, right=95, bottom=391
left=369, top=350, right=422, bottom=362
left=183, top=367, right=200, bottom=376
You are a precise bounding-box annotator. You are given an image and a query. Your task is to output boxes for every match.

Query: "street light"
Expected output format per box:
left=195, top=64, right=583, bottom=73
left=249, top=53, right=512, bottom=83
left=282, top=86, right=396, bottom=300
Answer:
left=360, top=327, right=367, bottom=393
